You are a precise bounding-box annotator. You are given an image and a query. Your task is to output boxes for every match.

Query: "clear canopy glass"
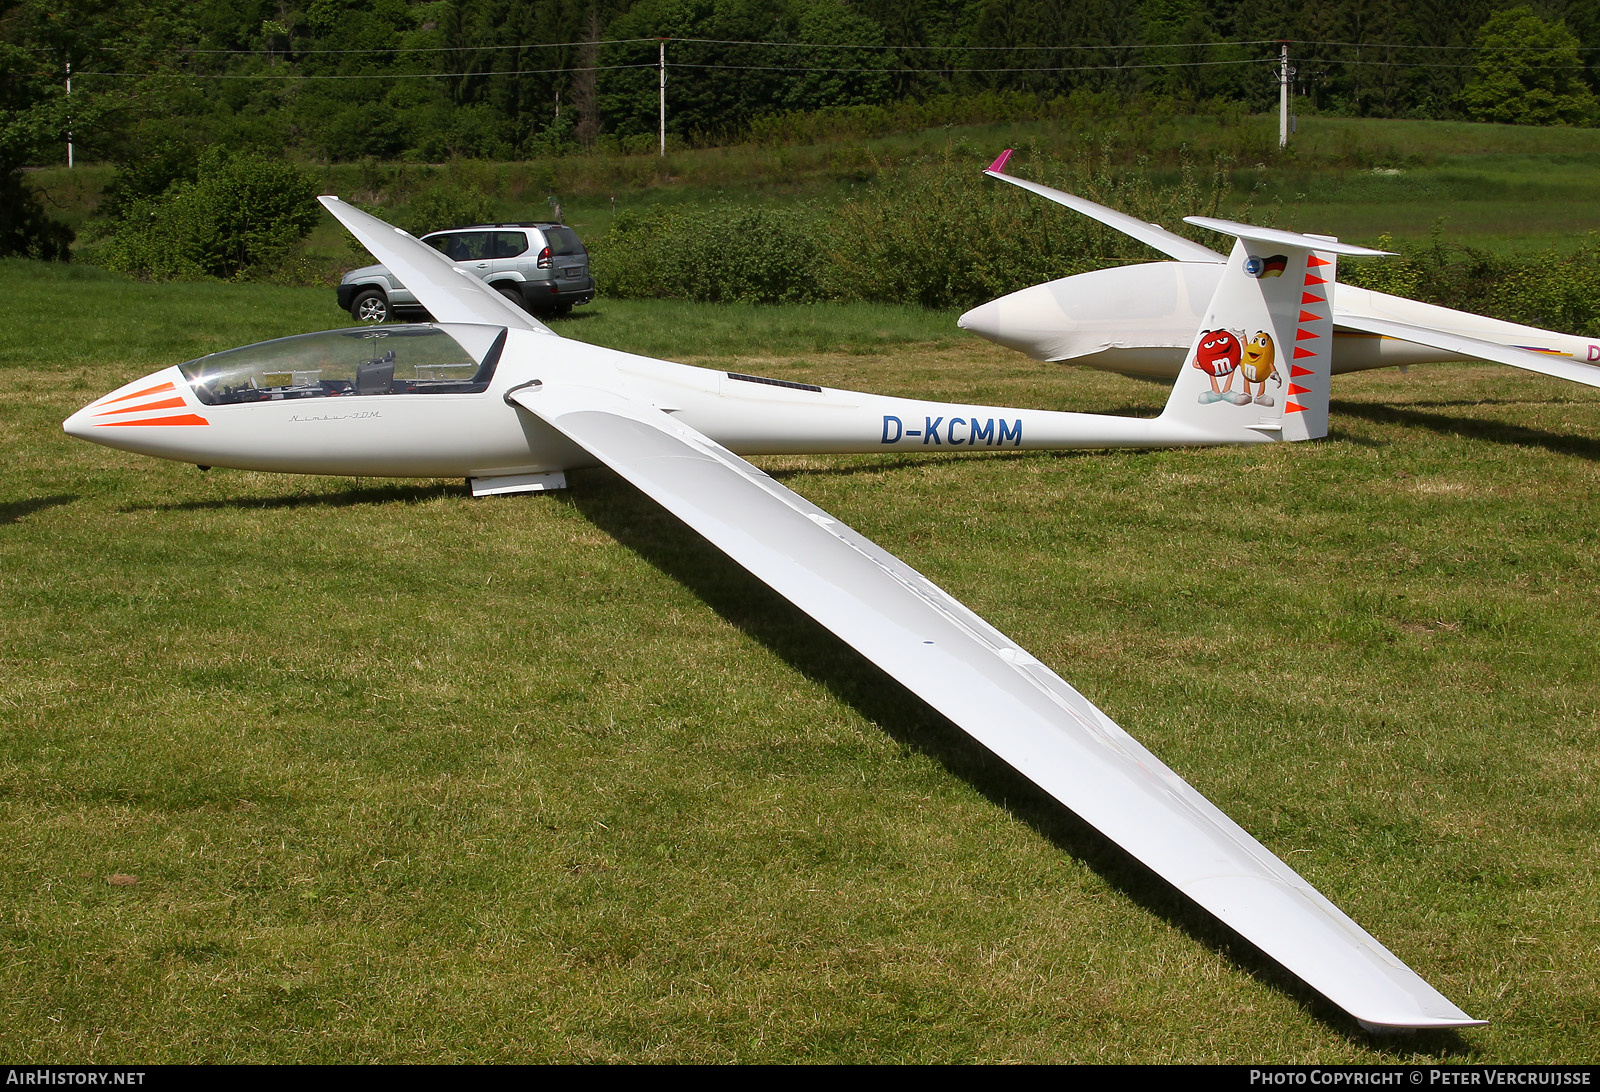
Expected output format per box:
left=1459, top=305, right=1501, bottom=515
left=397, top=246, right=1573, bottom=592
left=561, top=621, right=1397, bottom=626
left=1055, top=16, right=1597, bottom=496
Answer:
left=180, top=325, right=504, bottom=406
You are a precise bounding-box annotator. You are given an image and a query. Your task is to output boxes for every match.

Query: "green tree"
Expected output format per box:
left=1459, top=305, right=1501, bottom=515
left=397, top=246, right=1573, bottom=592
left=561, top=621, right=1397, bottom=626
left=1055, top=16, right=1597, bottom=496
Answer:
left=0, top=40, right=73, bottom=258
left=95, top=148, right=317, bottom=280
left=1461, top=5, right=1596, bottom=125
left=781, top=0, right=892, bottom=113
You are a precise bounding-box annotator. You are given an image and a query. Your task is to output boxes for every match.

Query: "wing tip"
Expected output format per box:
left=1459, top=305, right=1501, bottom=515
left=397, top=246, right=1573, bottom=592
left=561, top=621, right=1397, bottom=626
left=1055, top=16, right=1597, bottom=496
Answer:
left=985, top=148, right=1014, bottom=175
left=1357, top=1015, right=1489, bottom=1033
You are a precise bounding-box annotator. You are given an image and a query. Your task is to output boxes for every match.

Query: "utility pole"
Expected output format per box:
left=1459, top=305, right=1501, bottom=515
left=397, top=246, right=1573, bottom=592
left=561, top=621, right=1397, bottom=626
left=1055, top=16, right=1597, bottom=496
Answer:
left=66, top=59, right=73, bottom=169
left=658, top=39, right=667, bottom=157
left=1278, top=41, right=1293, bottom=149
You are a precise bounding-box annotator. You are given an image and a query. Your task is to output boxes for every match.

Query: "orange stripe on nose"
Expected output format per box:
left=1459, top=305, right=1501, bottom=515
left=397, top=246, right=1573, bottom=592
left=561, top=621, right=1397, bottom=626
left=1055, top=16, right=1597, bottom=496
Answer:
left=94, top=396, right=187, bottom=417
left=94, top=413, right=209, bottom=427
left=100, top=381, right=176, bottom=406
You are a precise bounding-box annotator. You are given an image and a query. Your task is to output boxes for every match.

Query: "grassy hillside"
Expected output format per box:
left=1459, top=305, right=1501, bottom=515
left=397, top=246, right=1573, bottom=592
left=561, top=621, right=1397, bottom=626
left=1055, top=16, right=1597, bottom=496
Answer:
left=25, top=114, right=1600, bottom=278
left=2, top=260, right=1597, bottom=1061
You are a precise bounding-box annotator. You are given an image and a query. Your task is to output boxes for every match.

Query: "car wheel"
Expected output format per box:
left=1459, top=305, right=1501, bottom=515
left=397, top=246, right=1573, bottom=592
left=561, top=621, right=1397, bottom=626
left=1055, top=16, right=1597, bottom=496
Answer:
left=496, top=285, right=526, bottom=311
left=351, top=289, right=388, bottom=323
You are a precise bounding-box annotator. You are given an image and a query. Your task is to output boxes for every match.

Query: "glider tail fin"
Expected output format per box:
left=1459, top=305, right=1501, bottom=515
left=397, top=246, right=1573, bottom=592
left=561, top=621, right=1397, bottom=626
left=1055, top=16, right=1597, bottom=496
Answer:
left=1159, top=219, right=1391, bottom=443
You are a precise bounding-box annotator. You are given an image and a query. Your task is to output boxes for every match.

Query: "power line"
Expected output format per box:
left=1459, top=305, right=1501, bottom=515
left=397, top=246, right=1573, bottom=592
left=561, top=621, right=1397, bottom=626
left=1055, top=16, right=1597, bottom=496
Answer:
left=674, top=58, right=1275, bottom=74
left=32, top=36, right=1282, bottom=56
left=72, top=52, right=1596, bottom=81
left=75, top=64, right=657, bottom=79
left=52, top=34, right=1600, bottom=59
left=74, top=57, right=1280, bottom=80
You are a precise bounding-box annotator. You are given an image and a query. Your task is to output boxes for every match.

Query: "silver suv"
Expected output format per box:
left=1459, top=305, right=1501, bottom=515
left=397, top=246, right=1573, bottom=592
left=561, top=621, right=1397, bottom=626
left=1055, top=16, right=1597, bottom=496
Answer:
left=337, top=223, right=595, bottom=322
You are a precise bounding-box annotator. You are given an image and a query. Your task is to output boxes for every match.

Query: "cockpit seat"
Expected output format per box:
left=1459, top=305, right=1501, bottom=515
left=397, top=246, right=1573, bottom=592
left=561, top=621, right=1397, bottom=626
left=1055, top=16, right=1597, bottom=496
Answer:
left=356, top=357, right=395, bottom=395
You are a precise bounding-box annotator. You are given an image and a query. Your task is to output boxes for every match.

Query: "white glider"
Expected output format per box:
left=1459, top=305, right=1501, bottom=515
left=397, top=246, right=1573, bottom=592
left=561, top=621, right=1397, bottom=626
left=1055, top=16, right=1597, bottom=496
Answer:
left=963, top=149, right=1600, bottom=388
left=63, top=196, right=1484, bottom=1031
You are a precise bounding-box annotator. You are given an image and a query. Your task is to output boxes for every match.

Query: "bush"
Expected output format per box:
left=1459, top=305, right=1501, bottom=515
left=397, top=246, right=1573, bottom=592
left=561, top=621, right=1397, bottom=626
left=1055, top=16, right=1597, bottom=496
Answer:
left=1343, top=230, right=1600, bottom=338
left=590, top=147, right=1238, bottom=311
left=593, top=204, right=831, bottom=305
left=832, top=148, right=1234, bottom=310
left=93, top=149, right=317, bottom=280
left=396, top=184, right=498, bottom=236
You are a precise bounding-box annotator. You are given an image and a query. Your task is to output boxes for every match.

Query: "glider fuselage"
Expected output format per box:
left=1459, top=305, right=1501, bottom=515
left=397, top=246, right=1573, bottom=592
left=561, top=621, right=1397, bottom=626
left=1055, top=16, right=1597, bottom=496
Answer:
left=959, top=258, right=1600, bottom=380
left=63, top=325, right=1261, bottom=482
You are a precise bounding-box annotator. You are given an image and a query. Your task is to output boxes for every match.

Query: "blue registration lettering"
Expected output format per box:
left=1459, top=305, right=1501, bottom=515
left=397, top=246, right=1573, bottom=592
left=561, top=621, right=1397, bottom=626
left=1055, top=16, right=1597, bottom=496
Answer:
left=947, top=417, right=966, bottom=444
left=881, top=415, right=903, bottom=443
left=969, top=418, right=994, bottom=446
left=924, top=416, right=943, bottom=445
left=999, top=418, right=1022, bottom=446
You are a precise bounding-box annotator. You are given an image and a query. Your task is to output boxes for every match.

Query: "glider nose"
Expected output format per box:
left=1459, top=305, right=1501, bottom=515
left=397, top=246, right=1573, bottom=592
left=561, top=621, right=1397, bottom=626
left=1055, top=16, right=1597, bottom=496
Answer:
left=62, top=402, right=95, bottom=440
left=958, top=283, right=1071, bottom=361
left=63, top=367, right=212, bottom=456
left=957, top=298, right=1003, bottom=339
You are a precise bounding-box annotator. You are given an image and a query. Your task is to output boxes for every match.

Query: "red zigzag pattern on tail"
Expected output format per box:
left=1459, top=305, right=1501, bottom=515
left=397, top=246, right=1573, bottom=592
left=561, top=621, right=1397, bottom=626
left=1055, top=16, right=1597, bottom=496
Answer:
left=1287, top=254, right=1332, bottom=414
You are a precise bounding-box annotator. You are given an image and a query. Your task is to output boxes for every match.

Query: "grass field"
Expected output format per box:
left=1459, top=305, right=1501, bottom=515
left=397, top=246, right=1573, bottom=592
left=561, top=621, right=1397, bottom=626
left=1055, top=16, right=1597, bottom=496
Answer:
left=1, top=260, right=1597, bottom=1061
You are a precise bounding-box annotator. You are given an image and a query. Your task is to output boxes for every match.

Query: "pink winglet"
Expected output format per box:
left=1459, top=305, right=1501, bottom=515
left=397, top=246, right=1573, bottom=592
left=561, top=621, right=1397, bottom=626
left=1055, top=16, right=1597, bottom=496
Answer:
left=985, top=149, right=1014, bottom=175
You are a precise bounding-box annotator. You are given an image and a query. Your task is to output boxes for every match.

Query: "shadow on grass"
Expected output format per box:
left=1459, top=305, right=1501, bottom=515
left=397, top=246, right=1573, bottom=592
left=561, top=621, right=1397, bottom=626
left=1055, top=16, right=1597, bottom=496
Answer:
left=545, top=308, right=597, bottom=325
left=563, top=467, right=1477, bottom=1053
left=760, top=448, right=1050, bottom=481
left=124, top=481, right=463, bottom=513
left=1334, top=399, right=1600, bottom=460
left=757, top=444, right=1172, bottom=482
left=0, top=494, right=76, bottom=525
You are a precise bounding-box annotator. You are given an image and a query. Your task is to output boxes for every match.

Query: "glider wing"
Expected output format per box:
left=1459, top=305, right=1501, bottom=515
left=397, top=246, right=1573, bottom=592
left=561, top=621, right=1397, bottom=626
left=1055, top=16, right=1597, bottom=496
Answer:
left=319, top=196, right=556, bottom=335
left=1332, top=313, right=1600, bottom=389
left=983, top=150, right=1228, bottom=264
left=507, top=380, right=1482, bottom=1031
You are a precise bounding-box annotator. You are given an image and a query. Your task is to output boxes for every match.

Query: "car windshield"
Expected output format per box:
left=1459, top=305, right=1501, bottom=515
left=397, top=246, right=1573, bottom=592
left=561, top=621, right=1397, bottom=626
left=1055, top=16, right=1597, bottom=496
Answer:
left=180, top=325, right=505, bottom=405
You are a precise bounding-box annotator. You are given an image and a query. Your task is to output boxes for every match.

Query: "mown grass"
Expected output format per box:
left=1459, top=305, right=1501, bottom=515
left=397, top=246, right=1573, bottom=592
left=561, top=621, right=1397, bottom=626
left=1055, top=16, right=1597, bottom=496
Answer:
left=2, top=263, right=1598, bottom=1061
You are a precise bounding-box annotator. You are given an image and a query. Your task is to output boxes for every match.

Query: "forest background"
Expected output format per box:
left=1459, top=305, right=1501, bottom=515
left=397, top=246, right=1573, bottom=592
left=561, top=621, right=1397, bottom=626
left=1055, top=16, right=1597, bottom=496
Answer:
left=5, top=0, right=1599, bottom=164
left=2, top=0, right=1599, bottom=328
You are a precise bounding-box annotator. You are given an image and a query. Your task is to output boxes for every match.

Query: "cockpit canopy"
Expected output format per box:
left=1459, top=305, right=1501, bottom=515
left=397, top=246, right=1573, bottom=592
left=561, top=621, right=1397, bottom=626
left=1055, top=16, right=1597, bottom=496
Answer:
left=180, top=324, right=506, bottom=406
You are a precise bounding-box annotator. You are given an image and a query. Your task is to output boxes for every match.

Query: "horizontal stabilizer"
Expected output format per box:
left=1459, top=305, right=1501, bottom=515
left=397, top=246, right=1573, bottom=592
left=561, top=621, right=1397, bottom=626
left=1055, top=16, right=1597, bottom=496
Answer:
left=1183, top=217, right=1395, bottom=258
left=1334, top=314, right=1600, bottom=389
